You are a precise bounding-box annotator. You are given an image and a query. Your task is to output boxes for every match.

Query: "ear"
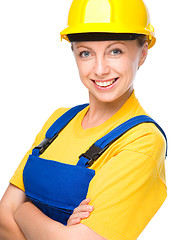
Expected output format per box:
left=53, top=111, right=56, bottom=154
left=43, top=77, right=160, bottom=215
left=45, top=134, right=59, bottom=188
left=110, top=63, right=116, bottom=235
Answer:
left=138, top=42, right=148, bottom=68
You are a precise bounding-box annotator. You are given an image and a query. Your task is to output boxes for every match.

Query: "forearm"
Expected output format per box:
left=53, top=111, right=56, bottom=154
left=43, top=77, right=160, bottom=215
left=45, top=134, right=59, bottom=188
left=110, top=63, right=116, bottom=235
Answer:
left=14, top=202, right=106, bottom=240
left=0, top=205, right=26, bottom=240
left=14, top=202, right=68, bottom=240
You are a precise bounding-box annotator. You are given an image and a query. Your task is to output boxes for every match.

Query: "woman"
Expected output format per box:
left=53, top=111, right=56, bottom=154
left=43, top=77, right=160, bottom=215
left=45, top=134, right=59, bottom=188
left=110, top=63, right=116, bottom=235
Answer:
left=0, top=0, right=167, bottom=239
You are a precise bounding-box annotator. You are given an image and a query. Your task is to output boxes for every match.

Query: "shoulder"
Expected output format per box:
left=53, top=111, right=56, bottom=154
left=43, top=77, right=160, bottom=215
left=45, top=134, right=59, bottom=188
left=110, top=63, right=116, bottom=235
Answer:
left=119, top=121, right=167, bottom=160
left=32, top=107, right=71, bottom=146
left=41, top=107, right=71, bottom=132
left=47, top=107, right=71, bottom=126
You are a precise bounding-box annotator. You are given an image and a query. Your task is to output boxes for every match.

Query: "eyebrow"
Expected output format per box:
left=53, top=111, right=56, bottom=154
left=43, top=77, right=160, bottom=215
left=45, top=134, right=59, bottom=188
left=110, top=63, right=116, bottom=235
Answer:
left=76, top=45, right=92, bottom=50
left=106, top=41, right=126, bottom=49
left=75, top=41, right=126, bottom=50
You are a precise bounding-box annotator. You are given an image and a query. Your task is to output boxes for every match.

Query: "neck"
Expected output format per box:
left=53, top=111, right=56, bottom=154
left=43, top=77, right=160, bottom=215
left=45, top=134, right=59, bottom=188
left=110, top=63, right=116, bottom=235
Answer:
left=82, top=87, right=133, bottom=129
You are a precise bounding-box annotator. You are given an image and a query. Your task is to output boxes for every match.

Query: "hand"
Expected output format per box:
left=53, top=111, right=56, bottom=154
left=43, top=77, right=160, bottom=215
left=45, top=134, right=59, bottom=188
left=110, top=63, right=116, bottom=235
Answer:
left=67, top=199, right=94, bottom=226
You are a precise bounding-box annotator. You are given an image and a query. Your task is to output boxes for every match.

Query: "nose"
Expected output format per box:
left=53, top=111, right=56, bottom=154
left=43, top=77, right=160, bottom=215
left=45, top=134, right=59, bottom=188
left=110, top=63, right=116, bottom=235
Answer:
left=93, top=56, right=110, bottom=77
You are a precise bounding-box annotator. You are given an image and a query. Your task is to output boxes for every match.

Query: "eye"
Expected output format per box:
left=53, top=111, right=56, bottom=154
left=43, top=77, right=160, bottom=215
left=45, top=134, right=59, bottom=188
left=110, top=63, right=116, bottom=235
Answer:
left=110, top=49, right=122, bottom=56
left=79, top=51, right=91, bottom=58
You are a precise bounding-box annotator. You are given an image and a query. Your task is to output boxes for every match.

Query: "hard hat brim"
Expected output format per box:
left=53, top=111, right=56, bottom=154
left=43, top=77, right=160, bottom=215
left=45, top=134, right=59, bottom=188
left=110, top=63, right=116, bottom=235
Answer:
left=67, top=33, right=144, bottom=42
left=60, top=23, right=156, bottom=49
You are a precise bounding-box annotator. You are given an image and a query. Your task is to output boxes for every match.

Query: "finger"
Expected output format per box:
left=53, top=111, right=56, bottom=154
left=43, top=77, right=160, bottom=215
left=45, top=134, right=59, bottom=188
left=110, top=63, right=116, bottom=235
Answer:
left=69, top=211, right=90, bottom=222
left=73, top=199, right=93, bottom=214
left=80, top=198, right=91, bottom=205
left=67, top=217, right=81, bottom=226
left=67, top=210, right=91, bottom=226
left=73, top=204, right=93, bottom=214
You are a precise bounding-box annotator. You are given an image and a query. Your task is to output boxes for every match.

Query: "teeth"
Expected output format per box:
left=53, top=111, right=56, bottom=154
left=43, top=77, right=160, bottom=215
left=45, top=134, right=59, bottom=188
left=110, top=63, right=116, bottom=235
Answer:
left=95, top=79, right=117, bottom=87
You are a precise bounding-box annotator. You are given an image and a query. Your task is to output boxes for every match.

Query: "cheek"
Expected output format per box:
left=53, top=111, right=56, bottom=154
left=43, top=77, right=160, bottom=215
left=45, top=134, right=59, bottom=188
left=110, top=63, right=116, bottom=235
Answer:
left=125, top=61, right=138, bottom=82
left=111, top=58, right=134, bottom=77
left=76, top=60, right=92, bottom=80
left=124, top=54, right=139, bottom=74
left=112, top=57, right=138, bottom=87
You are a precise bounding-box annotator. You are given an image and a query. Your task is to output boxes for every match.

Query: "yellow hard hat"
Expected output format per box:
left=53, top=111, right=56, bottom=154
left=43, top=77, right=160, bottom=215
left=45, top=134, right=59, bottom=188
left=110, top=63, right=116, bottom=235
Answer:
left=60, top=0, right=156, bottom=49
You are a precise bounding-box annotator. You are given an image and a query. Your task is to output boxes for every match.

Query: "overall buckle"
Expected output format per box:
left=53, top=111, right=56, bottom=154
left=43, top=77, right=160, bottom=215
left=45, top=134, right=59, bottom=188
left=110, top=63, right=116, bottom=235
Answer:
left=35, top=134, right=58, bottom=155
left=79, top=144, right=109, bottom=167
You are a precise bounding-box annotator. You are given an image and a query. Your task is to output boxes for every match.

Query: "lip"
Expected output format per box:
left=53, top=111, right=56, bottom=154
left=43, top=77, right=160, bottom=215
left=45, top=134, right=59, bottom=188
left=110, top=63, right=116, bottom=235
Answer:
left=91, top=77, right=119, bottom=90
left=91, top=78, right=118, bottom=82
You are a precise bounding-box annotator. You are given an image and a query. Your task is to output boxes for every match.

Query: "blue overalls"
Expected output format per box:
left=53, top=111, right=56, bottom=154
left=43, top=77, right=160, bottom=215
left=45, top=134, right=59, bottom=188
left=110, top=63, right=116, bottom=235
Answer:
left=23, top=104, right=167, bottom=226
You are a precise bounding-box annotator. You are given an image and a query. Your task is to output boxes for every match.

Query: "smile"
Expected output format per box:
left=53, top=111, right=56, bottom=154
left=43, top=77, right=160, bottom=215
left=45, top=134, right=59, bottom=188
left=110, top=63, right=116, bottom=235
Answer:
left=92, top=78, right=119, bottom=88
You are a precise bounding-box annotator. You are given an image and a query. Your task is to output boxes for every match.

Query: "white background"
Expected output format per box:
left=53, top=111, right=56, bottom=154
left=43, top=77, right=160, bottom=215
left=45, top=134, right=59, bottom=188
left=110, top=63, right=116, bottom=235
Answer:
left=0, top=0, right=175, bottom=239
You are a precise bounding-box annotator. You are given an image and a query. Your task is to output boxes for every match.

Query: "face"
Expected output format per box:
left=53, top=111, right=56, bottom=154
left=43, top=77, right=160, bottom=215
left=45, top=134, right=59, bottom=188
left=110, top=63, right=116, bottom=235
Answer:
left=73, top=40, right=148, bottom=104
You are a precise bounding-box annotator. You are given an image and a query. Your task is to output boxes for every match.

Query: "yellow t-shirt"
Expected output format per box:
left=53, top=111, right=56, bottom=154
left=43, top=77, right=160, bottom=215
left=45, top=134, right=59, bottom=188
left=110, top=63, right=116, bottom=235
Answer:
left=10, top=92, right=167, bottom=240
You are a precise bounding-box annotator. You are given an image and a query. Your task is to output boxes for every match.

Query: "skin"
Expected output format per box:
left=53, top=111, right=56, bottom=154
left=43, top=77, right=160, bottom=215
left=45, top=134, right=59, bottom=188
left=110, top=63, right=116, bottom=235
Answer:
left=0, top=39, right=148, bottom=240
left=72, top=40, right=148, bottom=129
left=67, top=199, right=94, bottom=226
left=68, top=39, right=148, bottom=224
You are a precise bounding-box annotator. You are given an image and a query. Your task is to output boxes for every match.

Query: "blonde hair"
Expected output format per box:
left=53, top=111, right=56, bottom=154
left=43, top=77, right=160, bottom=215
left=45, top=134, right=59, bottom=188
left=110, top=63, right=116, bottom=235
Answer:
left=137, top=35, right=148, bottom=47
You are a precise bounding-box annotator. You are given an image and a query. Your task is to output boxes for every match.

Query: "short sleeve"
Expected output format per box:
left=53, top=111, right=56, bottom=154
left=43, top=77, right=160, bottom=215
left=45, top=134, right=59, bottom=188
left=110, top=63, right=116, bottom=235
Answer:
left=81, top=131, right=167, bottom=240
left=10, top=107, right=69, bottom=191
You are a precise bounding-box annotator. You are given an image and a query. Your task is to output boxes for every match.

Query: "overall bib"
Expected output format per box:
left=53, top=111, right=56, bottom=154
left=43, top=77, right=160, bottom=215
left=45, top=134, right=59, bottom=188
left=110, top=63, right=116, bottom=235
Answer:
left=23, top=104, right=167, bottom=226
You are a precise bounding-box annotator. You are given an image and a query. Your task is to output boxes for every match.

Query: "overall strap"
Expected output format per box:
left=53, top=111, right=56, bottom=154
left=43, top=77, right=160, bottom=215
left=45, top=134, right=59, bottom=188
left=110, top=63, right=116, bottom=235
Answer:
left=32, top=104, right=89, bottom=156
left=78, top=115, right=168, bottom=167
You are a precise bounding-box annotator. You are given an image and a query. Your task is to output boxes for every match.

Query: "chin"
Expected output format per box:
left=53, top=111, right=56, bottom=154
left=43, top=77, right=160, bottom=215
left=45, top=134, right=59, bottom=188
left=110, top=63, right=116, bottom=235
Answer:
left=89, top=87, right=133, bottom=105
left=91, top=93, right=123, bottom=104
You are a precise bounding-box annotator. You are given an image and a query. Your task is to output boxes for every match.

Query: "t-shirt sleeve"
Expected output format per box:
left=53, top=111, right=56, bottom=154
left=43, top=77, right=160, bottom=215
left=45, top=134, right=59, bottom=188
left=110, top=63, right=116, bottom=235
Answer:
left=10, top=107, right=69, bottom=191
left=81, top=130, right=167, bottom=240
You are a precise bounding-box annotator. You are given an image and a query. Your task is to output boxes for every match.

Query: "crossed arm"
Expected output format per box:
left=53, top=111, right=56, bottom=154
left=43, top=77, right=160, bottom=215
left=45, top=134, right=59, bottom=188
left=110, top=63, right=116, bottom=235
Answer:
left=0, top=184, right=105, bottom=240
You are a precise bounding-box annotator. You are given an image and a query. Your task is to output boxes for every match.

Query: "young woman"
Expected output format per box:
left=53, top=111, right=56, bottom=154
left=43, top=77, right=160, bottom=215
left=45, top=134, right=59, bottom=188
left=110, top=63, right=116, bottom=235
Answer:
left=0, top=0, right=167, bottom=239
